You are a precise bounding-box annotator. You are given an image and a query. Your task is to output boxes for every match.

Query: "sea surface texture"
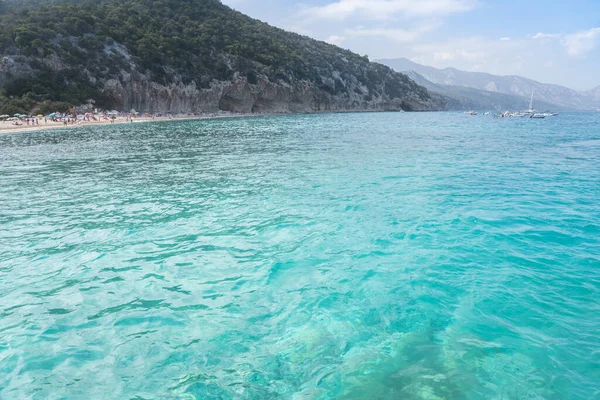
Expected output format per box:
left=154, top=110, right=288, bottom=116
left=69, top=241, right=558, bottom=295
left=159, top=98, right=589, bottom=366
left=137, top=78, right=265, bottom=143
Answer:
left=0, top=113, right=599, bottom=399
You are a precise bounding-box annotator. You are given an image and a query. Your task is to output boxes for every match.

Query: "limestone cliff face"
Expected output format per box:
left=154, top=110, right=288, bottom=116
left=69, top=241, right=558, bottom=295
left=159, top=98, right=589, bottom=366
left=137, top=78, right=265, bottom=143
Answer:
left=0, top=0, right=446, bottom=115
left=1, top=51, right=444, bottom=114
left=101, top=70, right=442, bottom=114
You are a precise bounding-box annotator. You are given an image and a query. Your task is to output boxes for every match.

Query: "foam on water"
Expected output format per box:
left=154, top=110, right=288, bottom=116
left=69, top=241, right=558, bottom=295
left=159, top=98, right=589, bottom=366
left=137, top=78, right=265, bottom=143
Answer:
left=0, top=112, right=599, bottom=399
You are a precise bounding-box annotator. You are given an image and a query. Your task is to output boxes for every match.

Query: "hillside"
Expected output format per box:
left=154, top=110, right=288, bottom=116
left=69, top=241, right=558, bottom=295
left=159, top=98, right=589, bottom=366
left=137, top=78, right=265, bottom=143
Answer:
left=586, top=86, right=600, bottom=102
left=0, top=0, right=443, bottom=115
left=405, top=71, right=564, bottom=112
left=379, top=58, right=600, bottom=111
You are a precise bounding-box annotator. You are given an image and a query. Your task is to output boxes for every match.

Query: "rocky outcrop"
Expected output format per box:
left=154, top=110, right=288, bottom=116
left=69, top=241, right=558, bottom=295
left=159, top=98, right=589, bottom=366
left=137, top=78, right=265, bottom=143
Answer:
left=0, top=0, right=446, bottom=114
left=0, top=57, right=443, bottom=114
left=0, top=53, right=443, bottom=113
left=100, top=70, right=442, bottom=114
left=0, top=56, right=34, bottom=88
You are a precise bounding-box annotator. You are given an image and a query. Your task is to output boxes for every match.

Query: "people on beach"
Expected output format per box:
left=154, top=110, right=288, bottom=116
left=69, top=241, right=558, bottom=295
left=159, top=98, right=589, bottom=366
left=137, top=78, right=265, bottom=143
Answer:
left=1, top=110, right=225, bottom=132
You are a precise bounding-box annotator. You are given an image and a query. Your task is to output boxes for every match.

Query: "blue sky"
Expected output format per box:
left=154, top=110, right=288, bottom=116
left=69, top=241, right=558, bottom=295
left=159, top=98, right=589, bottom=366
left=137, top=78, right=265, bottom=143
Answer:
left=222, top=0, right=600, bottom=90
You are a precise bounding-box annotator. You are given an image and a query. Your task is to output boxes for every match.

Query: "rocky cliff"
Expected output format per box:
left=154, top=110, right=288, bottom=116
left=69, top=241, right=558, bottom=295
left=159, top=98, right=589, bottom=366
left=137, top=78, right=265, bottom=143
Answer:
left=0, top=55, right=442, bottom=114
left=0, top=0, right=444, bottom=115
left=100, top=70, right=441, bottom=114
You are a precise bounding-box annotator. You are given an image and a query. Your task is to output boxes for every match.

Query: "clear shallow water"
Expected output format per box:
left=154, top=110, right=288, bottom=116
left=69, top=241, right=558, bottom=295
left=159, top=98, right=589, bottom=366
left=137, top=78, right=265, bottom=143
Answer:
left=0, top=112, right=599, bottom=399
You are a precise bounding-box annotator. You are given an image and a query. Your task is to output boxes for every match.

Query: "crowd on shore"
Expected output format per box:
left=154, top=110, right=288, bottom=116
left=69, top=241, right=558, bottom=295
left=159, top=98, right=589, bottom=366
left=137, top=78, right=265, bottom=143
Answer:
left=0, top=110, right=250, bottom=133
left=0, top=111, right=172, bottom=126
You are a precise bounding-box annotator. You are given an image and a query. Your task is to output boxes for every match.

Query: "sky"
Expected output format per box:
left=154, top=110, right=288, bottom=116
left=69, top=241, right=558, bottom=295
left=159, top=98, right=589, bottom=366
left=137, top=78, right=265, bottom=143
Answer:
left=221, top=0, right=600, bottom=91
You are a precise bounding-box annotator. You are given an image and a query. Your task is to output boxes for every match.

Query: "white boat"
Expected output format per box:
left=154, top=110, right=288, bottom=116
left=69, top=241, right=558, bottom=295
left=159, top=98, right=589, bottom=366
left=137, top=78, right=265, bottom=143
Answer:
left=523, top=92, right=536, bottom=114
left=530, top=113, right=546, bottom=119
left=464, top=110, right=478, bottom=115
left=484, top=111, right=491, bottom=115
left=510, top=112, right=527, bottom=117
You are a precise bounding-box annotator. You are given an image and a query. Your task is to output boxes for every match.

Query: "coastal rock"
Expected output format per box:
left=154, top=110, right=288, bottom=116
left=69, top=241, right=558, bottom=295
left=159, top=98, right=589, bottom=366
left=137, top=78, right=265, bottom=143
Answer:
left=0, top=0, right=445, bottom=114
left=0, top=53, right=443, bottom=114
left=100, top=70, right=443, bottom=114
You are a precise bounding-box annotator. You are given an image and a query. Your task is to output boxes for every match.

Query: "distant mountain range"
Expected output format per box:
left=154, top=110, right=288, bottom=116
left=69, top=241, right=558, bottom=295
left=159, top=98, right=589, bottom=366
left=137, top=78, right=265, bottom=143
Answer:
left=402, top=70, right=561, bottom=112
left=586, top=86, right=600, bottom=102
left=378, top=58, right=600, bottom=111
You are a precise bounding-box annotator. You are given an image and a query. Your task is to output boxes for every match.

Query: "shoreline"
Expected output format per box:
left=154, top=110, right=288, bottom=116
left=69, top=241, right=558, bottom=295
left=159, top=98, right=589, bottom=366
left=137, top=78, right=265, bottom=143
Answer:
left=0, top=112, right=262, bottom=134
left=0, top=109, right=419, bottom=135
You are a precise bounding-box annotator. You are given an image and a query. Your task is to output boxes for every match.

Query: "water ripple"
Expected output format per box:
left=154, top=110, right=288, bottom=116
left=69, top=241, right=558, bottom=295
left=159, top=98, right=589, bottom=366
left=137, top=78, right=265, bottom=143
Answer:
left=0, top=113, right=599, bottom=399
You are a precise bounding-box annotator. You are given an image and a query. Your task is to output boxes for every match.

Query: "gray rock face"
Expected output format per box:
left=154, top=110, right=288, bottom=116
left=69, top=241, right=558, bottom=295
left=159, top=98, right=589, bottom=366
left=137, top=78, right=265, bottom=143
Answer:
left=100, top=70, right=441, bottom=114
left=1, top=38, right=444, bottom=114
left=0, top=56, right=34, bottom=88
left=0, top=56, right=443, bottom=113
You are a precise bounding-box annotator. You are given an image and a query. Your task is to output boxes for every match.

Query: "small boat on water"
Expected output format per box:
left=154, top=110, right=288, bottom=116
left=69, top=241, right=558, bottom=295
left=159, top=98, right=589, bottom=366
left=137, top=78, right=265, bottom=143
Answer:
left=523, top=92, right=536, bottom=115
left=484, top=111, right=491, bottom=115
left=464, top=110, right=478, bottom=115
left=488, top=95, right=558, bottom=119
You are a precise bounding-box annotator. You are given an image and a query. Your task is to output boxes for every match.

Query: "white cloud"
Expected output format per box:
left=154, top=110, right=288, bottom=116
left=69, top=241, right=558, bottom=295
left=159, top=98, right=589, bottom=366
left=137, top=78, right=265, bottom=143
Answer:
left=430, top=51, right=456, bottom=61
left=532, top=32, right=561, bottom=39
left=562, top=27, right=600, bottom=56
left=343, top=25, right=434, bottom=42
left=215, top=2, right=600, bottom=90
left=301, top=0, right=477, bottom=21
left=382, top=32, right=596, bottom=89
left=411, top=37, right=499, bottom=67
left=326, top=35, right=346, bottom=46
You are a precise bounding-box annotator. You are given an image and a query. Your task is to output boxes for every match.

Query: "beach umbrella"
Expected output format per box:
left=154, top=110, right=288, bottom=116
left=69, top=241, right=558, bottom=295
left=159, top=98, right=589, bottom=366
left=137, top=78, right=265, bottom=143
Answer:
left=37, top=114, right=43, bottom=117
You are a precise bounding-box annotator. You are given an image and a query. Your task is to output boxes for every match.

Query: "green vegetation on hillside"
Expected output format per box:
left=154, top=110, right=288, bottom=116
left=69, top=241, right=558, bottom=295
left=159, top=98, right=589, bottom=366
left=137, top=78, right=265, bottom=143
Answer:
left=0, top=0, right=430, bottom=114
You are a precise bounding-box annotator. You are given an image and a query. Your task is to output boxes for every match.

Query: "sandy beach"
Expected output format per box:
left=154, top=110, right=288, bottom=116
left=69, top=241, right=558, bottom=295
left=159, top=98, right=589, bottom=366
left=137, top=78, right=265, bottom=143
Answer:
left=0, top=113, right=256, bottom=134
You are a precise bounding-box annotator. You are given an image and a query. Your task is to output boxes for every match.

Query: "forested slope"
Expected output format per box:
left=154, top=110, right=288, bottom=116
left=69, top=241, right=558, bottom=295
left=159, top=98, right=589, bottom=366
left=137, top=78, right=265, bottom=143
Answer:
left=0, top=0, right=444, bottom=114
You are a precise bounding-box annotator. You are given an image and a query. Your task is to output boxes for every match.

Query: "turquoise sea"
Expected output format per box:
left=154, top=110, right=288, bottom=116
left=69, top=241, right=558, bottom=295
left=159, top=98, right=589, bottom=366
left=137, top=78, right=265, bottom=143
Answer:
left=0, top=112, right=599, bottom=399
